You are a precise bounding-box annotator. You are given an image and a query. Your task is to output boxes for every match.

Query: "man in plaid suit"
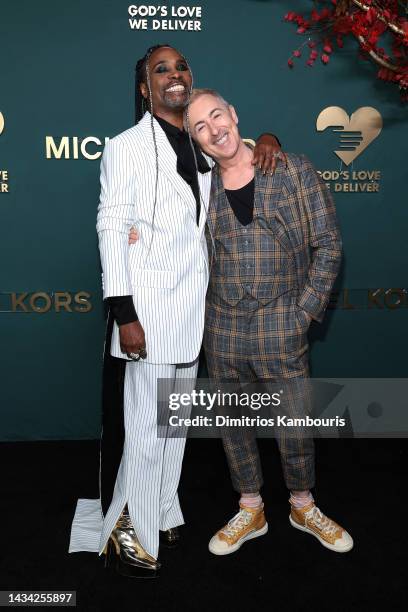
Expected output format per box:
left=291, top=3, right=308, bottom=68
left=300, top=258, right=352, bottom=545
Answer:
left=186, top=89, right=353, bottom=555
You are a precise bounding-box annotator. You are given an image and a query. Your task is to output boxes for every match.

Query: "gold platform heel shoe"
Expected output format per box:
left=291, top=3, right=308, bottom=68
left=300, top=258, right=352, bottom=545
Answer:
left=103, top=507, right=160, bottom=578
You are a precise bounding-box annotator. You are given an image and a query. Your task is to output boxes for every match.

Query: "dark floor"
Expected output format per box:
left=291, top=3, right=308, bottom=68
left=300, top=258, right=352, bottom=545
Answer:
left=0, top=438, right=407, bottom=611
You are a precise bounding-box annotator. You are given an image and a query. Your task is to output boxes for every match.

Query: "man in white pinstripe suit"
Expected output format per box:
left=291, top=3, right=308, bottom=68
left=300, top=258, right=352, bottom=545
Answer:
left=69, top=44, right=281, bottom=577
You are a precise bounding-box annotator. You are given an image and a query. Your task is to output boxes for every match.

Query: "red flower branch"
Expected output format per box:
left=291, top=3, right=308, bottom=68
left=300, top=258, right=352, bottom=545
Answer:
left=285, top=0, right=408, bottom=100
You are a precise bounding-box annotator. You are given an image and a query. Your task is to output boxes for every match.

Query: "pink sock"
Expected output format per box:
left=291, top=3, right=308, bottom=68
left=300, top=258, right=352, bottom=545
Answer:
left=289, top=490, right=314, bottom=509
left=240, top=493, right=263, bottom=508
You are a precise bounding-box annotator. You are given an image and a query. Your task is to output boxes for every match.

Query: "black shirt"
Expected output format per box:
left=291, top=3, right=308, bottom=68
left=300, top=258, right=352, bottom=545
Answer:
left=225, top=178, right=255, bottom=226
left=154, top=115, right=211, bottom=226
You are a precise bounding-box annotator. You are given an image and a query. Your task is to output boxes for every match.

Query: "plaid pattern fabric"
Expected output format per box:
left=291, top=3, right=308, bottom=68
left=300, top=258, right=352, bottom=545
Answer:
left=206, top=153, right=342, bottom=322
left=204, top=294, right=315, bottom=492
left=206, top=185, right=296, bottom=306
left=203, top=153, right=341, bottom=493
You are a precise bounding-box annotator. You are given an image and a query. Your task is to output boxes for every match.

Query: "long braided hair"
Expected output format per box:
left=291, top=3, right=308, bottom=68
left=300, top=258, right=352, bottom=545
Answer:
left=134, top=44, right=215, bottom=262
left=135, top=44, right=170, bottom=123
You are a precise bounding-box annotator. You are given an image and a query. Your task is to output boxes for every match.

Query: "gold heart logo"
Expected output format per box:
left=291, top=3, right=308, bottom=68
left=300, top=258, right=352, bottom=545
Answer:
left=316, top=106, right=382, bottom=166
left=0, top=112, right=4, bottom=135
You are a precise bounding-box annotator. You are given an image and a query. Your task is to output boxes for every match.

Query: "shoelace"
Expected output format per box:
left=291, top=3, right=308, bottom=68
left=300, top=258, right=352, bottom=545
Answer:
left=221, top=509, right=253, bottom=538
left=304, top=506, right=339, bottom=536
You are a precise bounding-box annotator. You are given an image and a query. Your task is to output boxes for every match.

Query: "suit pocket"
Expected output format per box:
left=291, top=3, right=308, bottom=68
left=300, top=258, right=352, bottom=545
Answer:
left=131, top=269, right=178, bottom=289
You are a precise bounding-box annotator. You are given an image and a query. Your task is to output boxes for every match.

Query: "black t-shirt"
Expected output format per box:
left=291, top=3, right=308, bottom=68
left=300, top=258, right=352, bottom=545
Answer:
left=225, top=178, right=255, bottom=226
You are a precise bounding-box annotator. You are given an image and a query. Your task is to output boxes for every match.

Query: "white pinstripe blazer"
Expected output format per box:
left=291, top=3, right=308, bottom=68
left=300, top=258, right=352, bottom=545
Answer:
left=96, top=112, right=213, bottom=364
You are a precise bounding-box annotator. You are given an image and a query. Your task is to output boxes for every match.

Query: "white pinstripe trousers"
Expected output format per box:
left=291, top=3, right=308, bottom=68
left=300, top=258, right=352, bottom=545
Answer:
left=69, top=359, right=198, bottom=559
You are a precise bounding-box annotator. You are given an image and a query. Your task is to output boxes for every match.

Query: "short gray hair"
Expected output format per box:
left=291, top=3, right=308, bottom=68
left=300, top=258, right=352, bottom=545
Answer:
left=184, top=88, right=230, bottom=129
left=189, top=88, right=229, bottom=108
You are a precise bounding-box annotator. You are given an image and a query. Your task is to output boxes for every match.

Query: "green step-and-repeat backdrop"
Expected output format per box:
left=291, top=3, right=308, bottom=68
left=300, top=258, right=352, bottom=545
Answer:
left=0, top=0, right=406, bottom=440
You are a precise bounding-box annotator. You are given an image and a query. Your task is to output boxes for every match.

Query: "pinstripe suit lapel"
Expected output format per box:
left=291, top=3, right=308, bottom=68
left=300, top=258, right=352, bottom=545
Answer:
left=138, top=113, right=197, bottom=218
left=197, top=169, right=212, bottom=233
left=206, top=163, right=224, bottom=236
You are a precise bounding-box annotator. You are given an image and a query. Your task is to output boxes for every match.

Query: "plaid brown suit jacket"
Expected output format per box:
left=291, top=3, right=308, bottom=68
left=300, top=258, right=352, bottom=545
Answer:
left=206, top=153, right=342, bottom=322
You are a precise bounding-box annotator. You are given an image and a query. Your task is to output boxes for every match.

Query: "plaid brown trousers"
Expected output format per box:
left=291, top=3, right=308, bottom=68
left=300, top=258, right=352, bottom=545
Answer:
left=203, top=154, right=342, bottom=493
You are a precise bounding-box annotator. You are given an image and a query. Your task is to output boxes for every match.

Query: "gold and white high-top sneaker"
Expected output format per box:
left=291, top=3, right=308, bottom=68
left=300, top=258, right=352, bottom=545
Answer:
left=209, top=503, right=268, bottom=556
left=290, top=502, right=353, bottom=553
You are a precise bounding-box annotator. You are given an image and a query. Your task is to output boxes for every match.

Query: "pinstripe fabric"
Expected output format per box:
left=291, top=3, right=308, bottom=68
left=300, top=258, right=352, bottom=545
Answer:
left=97, top=112, right=212, bottom=364
left=69, top=113, right=211, bottom=560
left=204, top=154, right=341, bottom=494
left=70, top=360, right=198, bottom=558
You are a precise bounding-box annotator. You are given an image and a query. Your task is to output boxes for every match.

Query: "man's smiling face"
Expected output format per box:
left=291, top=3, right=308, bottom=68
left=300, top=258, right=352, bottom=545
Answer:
left=140, top=46, right=192, bottom=115
left=187, top=93, right=240, bottom=161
